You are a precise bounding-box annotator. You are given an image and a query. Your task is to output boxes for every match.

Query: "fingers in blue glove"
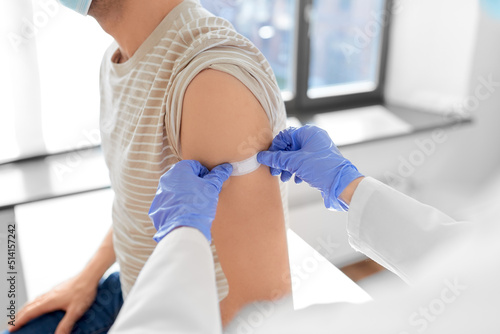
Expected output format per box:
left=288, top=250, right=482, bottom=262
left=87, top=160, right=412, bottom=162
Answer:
left=257, top=150, right=296, bottom=172
left=173, top=159, right=210, bottom=178
left=270, top=167, right=282, bottom=177
left=149, top=160, right=232, bottom=244
left=267, top=127, right=301, bottom=152
left=280, top=170, right=293, bottom=183
left=202, top=163, right=233, bottom=193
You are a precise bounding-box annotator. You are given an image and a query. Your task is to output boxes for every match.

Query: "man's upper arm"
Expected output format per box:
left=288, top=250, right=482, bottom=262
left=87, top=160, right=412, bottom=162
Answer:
left=181, top=69, right=289, bottom=302
left=181, top=69, right=273, bottom=166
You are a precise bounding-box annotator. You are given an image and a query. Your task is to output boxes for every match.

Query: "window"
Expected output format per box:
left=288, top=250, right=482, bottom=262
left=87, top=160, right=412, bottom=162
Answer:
left=308, top=0, right=386, bottom=98
left=202, top=0, right=391, bottom=114
left=0, top=0, right=391, bottom=164
left=200, top=0, right=297, bottom=99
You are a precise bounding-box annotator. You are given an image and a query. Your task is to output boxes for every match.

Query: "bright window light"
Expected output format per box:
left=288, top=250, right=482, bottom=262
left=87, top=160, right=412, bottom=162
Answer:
left=0, top=0, right=112, bottom=164
left=308, top=0, right=386, bottom=98
left=201, top=0, right=297, bottom=99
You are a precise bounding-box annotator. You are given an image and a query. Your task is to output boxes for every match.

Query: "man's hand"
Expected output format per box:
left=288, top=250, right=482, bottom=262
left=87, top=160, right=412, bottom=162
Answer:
left=257, top=125, right=364, bottom=211
left=8, top=273, right=99, bottom=334
left=149, top=160, right=233, bottom=243
left=8, top=227, right=115, bottom=333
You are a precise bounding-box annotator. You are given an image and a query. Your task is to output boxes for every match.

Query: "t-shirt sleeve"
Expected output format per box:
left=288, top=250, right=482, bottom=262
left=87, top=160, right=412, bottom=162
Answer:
left=164, top=48, right=286, bottom=159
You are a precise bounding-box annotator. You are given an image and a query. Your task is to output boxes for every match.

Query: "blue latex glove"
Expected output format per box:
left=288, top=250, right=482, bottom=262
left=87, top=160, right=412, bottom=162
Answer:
left=149, top=160, right=233, bottom=243
left=257, top=125, right=363, bottom=211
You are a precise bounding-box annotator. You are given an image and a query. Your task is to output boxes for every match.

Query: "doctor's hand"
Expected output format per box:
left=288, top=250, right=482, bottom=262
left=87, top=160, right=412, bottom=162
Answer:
left=257, top=125, right=363, bottom=211
left=149, top=160, right=232, bottom=243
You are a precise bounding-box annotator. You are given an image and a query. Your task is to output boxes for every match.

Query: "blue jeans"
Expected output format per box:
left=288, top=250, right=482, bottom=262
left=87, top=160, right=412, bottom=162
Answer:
left=3, top=272, right=123, bottom=334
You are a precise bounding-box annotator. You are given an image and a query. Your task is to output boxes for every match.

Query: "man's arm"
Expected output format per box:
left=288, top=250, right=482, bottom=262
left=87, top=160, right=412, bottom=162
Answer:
left=10, top=227, right=116, bottom=333
left=181, top=69, right=291, bottom=325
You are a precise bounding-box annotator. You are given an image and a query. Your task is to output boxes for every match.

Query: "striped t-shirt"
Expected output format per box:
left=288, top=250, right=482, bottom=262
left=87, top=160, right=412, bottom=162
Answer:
left=99, top=0, right=288, bottom=299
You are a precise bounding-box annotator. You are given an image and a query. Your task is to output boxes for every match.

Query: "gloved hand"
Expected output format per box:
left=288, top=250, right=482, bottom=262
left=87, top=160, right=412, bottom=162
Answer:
left=149, top=160, right=232, bottom=243
left=257, top=125, right=363, bottom=211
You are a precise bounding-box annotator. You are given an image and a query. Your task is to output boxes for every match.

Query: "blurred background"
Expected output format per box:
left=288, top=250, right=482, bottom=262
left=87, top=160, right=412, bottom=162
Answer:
left=1, top=0, right=499, bottom=330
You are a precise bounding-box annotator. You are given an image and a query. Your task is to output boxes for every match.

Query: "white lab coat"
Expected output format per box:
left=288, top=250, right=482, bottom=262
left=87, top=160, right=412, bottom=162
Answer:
left=109, top=177, right=476, bottom=333
left=109, top=227, right=222, bottom=334
left=346, top=177, right=472, bottom=284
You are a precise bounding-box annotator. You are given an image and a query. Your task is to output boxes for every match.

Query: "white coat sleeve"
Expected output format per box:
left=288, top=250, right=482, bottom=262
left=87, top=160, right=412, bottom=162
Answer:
left=109, top=227, right=222, bottom=334
left=347, top=177, right=470, bottom=284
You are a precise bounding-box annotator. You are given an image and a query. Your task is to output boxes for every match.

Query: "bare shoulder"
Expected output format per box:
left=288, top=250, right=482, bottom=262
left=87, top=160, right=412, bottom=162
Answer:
left=181, top=69, right=273, bottom=168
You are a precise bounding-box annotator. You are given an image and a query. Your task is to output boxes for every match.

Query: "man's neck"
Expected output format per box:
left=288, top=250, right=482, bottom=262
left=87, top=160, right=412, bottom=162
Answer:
left=99, top=0, right=184, bottom=63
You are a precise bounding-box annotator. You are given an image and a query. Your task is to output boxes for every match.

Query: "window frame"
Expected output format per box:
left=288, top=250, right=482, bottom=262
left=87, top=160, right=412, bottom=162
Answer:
left=285, top=0, right=393, bottom=116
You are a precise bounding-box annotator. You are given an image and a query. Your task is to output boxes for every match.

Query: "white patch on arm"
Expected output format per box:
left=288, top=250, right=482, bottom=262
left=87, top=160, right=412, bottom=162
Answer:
left=230, top=154, right=261, bottom=176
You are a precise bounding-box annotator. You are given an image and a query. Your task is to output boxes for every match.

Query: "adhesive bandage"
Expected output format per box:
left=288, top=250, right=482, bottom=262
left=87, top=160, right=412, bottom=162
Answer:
left=230, top=154, right=261, bottom=176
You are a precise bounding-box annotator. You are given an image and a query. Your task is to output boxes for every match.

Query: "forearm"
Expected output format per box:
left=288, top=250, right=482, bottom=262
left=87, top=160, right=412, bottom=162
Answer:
left=339, top=177, right=365, bottom=205
left=80, top=226, right=116, bottom=284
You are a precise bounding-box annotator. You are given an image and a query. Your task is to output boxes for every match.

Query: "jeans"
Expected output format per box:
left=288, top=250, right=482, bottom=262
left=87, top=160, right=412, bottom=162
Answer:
left=3, top=272, right=123, bottom=334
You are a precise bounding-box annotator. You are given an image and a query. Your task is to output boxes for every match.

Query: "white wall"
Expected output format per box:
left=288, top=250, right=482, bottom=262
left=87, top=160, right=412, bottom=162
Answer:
left=386, top=0, right=479, bottom=111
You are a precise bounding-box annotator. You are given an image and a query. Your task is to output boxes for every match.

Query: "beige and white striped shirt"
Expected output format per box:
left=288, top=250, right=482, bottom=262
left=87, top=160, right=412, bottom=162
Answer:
left=99, top=0, right=288, bottom=299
